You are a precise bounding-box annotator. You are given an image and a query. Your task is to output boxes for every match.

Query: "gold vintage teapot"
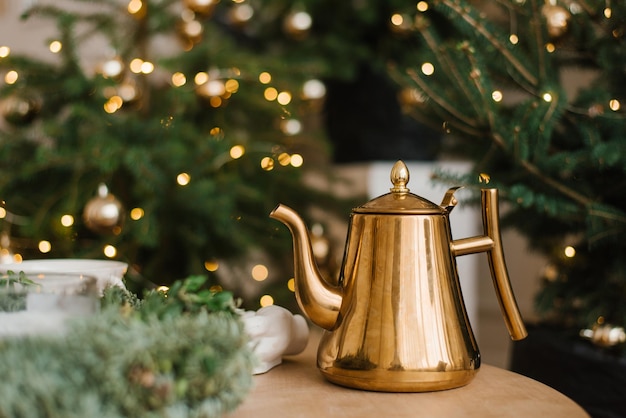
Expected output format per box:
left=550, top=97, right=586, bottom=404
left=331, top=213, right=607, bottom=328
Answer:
left=270, top=160, right=527, bottom=392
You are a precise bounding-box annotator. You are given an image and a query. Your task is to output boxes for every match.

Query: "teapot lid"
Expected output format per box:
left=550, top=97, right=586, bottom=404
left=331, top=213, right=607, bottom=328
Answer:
left=354, top=160, right=446, bottom=215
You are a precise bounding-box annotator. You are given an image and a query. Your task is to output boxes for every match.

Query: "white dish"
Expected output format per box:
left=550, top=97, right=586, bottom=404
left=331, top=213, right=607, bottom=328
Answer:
left=0, top=259, right=128, bottom=294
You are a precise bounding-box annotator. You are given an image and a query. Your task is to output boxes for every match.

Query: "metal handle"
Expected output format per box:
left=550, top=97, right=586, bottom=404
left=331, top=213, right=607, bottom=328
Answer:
left=450, top=189, right=527, bottom=341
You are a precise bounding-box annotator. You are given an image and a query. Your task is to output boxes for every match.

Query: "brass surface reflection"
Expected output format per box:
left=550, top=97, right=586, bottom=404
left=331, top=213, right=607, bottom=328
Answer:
left=270, top=160, right=526, bottom=392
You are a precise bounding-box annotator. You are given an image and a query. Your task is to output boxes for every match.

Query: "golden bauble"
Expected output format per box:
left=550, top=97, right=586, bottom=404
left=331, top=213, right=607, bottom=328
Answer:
left=180, top=19, right=204, bottom=45
left=581, top=324, right=626, bottom=347
left=100, top=56, right=125, bottom=80
left=83, top=184, right=125, bottom=235
left=183, top=0, right=219, bottom=15
left=283, top=11, right=312, bottom=40
left=398, top=88, right=426, bottom=108
left=1, top=92, right=41, bottom=126
left=228, top=3, right=254, bottom=27
left=541, top=4, right=571, bottom=39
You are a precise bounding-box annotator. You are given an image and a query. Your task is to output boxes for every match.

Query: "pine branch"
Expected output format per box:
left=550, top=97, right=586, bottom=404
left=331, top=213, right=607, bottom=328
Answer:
left=436, top=0, right=538, bottom=86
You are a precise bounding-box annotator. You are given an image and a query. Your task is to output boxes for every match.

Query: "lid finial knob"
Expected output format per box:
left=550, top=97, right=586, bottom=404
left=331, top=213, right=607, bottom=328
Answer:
left=390, top=160, right=410, bottom=194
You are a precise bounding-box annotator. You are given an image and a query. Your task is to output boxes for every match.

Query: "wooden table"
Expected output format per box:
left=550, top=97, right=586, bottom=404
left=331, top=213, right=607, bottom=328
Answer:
left=228, top=331, right=589, bottom=417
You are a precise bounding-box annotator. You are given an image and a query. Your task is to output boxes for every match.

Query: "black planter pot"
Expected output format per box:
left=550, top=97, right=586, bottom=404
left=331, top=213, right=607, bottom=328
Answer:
left=510, top=324, right=626, bottom=418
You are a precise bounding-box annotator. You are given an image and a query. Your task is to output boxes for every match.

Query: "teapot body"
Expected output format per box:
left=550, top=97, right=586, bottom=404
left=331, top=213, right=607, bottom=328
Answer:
left=317, top=211, right=480, bottom=392
left=270, top=160, right=526, bottom=393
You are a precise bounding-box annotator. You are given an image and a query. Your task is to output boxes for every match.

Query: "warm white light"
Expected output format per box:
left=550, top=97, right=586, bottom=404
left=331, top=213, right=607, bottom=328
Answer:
left=182, top=20, right=203, bottom=39
left=128, top=0, right=143, bottom=14
left=259, top=294, right=274, bottom=307
left=290, top=154, right=303, bottom=167
left=564, top=245, right=576, bottom=258
left=0, top=46, right=10, bottom=58
left=251, top=264, right=269, bottom=281
left=171, top=72, right=186, bottom=87
left=177, top=172, right=191, bottom=186
left=290, top=12, right=312, bottom=31
left=104, top=245, right=117, bottom=258
left=49, top=41, right=62, bottom=53
left=104, top=96, right=123, bottom=113
left=604, top=8, right=612, bottom=18
left=4, top=70, right=18, bottom=84
left=60, top=214, right=74, bottom=227
left=421, top=62, right=435, bottom=76
left=416, top=1, right=429, bottom=12
left=39, top=240, right=52, bottom=253
left=259, top=72, right=272, bottom=84
left=509, top=34, right=519, bottom=44
left=0, top=207, right=6, bottom=218
left=130, top=207, right=144, bottom=220
left=281, top=119, right=302, bottom=135
left=264, top=87, right=278, bottom=101
left=277, top=91, right=292, bottom=105
left=390, top=14, right=404, bottom=26
left=230, top=145, right=245, bottom=159
left=545, top=43, right=556, bottom=53
left=542, top=93, right=553, bottom=102
left=129, top=58, right=144, bottom=74
left=609, top=99, right=620, bottom=111
left=302, top=79, right=326, bottom=99
left=492, top=90, right=503, bottom=102
left=232, top=4, right=254, bottom=22
left=204, top=80, right=226, bottom=96
left=140, top=61, right=154, bottom=74
left=194, top=72, right=209, bottom=85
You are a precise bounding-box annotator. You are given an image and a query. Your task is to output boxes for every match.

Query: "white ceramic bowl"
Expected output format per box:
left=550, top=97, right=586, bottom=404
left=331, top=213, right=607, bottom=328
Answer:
left=0, top=259, right=128, bottom=294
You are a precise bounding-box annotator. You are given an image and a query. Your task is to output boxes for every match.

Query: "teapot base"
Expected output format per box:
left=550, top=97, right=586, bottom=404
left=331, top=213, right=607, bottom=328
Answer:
left=319, top=366, right=478, bottom=392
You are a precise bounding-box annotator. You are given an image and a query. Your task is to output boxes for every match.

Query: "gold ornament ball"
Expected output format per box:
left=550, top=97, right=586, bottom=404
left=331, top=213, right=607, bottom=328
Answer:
left=541, top=4, right=571, bottom=39
left=83, top=184, right=125, bottom=235
left=100, top=56, right=125, bottom=80
left=1, top=92, right=41, bottom=126
left=283, top=11, right=312, bottom=39
left=183, top=0, right=218, bottom=16
left=228, top=3, right=254, bottom=27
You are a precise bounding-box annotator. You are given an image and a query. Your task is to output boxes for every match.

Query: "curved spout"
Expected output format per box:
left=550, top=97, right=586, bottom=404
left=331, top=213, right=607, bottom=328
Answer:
left=270, top=204, right=342, bottom=330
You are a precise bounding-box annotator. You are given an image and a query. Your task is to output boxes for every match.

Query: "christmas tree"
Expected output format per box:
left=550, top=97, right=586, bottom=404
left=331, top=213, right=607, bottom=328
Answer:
left=0, top=0, right=354, bottom=308
left=384, top=0, right=626, bottom=351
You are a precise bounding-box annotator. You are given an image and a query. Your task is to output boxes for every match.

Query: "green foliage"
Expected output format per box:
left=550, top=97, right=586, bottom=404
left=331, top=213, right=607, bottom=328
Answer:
left=389, top=0, right=626, bottom=334
left=0, top=0, right=350, bottom=299
left=0, top=275, right=255, bottom=417
left=0, top=271, right=38, bottom=311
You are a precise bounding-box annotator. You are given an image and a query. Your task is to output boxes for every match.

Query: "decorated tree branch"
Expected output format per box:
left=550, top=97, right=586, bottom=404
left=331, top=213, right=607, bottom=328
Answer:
left=388, top=0, right=626, bottom=352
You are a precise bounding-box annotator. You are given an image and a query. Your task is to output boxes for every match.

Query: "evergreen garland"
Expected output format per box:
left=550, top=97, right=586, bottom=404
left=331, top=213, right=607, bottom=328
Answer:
left=0, top=276, right=255, bottom=417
